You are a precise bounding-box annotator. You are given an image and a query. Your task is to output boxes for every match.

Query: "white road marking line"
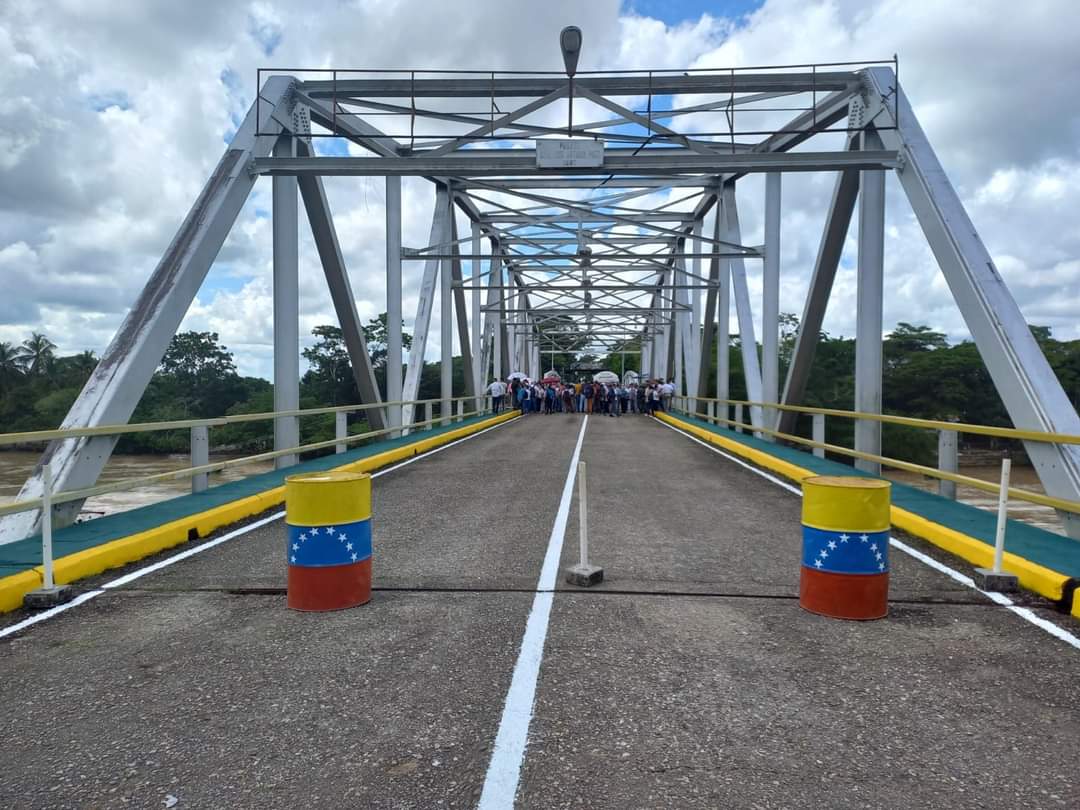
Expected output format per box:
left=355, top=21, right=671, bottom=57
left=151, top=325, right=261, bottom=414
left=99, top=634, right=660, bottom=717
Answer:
left=0, top=415, right=517, bottom=640
left=656, top=418, right=1080, bottom=652
left=478, top=415, right=589, bottom=809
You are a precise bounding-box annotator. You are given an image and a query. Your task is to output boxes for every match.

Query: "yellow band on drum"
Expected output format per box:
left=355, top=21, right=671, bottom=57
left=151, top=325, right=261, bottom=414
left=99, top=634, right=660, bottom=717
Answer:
left=285, top=471, right=372, bottom=525
left=802, top=475, right=891, bottom=532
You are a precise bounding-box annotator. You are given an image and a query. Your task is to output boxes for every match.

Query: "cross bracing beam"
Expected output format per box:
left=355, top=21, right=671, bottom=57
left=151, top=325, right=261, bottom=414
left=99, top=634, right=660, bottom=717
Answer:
left=298, top=71, right=861, bottom=99
left=251, top=150, right=901, bottom=177
left=407, top=251, right=759, bottom=261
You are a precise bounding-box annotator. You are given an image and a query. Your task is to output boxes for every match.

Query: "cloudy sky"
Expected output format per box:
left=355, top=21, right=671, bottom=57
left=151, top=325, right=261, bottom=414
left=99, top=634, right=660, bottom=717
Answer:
left=1, top=0, right=1078, bottom=380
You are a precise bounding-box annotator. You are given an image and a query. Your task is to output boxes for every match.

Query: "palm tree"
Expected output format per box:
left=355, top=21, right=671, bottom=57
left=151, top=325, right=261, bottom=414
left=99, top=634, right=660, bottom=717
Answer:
left=70, top=350, right=98, bottom=380
left=17, top=332, right=56, bottom=376
left=0, top=341, right=23, bottom=394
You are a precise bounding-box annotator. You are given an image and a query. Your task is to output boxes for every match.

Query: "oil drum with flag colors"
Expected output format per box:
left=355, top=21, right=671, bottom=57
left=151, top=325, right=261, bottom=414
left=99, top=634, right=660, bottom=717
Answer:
left=799, top=476, right=891, bottom=620
left=285, top=471, right=372, bottom=611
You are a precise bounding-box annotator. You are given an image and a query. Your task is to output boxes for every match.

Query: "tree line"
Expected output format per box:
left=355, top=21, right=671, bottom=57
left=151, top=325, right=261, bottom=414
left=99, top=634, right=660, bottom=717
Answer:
left=592, top=318, right=1080, bottom=465
left=2, top=317, right=1078, bottom=465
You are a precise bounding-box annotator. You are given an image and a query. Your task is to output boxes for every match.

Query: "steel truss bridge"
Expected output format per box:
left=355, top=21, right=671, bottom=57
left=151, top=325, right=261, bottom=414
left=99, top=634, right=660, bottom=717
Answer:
left=3, top=33, right=1080, bottom=543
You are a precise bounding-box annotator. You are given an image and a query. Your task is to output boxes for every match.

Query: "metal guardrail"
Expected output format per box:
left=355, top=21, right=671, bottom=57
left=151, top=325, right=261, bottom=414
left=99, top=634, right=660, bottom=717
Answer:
left=673, top=396, right=1080, bottom=518
left=0, top=396, right=492, bottom=519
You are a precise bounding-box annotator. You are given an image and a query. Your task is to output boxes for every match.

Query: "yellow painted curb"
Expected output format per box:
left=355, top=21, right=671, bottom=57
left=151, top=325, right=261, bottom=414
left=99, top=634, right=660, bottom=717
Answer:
left=1073, top=589, right=1080, bottom=620
left=0, top=411, right=519, bottom=614
left=0, top=570, right=42, bottom=613
left=890, top=507, right=1068, bottom=601
left=657, top=412, right=1073, bottom=606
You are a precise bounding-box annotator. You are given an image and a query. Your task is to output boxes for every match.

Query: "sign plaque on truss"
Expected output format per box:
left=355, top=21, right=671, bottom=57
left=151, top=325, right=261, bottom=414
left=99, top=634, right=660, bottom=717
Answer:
left=536, top=140, right=604, bottom=168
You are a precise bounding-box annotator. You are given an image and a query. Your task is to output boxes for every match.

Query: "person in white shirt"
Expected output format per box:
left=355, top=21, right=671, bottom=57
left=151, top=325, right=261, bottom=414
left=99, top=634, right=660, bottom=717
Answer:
left=660, top=380, right=675, bottom=412
left=487, top=379, right=506, bottom=413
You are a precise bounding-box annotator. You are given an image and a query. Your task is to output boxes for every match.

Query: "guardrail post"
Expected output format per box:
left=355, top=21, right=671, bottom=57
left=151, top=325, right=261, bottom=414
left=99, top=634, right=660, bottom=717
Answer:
left=734, top=403, right=744, bottom=434
left=23, top=463, right=73, bottom=608
left=456, top=400, right=464, bottom=423
left=708, top=402, right=716, bottom=423
left=937, top=429, right=957, bottom=500
left=812, top=413, right=825, bottom=459
left=191, top=426, right=209, bottom=494
left=42, top=464, right=54, bottom=588
left=335, top=412, right=348, bottom=454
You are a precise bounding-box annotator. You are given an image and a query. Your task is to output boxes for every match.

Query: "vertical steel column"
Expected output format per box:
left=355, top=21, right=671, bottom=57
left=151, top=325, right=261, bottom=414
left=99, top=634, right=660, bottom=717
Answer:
left=472, top=222, right=482, bottom=411
left=440, top=195, right=453, bottom=426
left=689, top=219, right=702, bottom=393
left=855, top=156, right=885, bottom=475
left=273, top=134, right=299, bottom=470
left=493, top=254, right=504, bottom=381
left=385, top=176, right=403, bottom=435
left=812, top=413, right=826, bottom=459
left=715, top=199, right=730, bottom=409
left=673, top=261, right=684, bottom=395
left=762, top=173, right=781, bottom=438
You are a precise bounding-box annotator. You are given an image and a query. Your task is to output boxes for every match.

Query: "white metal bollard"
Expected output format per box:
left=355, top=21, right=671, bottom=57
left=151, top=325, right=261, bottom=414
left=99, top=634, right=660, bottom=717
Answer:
left=42, top=463, right=54, bottom=590
left=578, top=460, right=589, bottom=568
left=992, top=457, right=1011, bottom=574
left=564, top=460, right=603, bottom=586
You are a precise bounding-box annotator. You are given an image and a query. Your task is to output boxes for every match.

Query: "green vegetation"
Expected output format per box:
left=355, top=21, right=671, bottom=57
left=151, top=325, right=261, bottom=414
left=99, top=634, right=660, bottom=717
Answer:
left=2, top=316, right=1077, bottom=467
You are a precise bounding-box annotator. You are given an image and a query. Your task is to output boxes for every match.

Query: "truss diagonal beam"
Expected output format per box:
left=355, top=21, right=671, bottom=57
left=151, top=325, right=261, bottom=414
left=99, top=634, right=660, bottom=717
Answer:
left=0, top=76, right=297, bottom=543
left=297, top=144, right=386, bottom=432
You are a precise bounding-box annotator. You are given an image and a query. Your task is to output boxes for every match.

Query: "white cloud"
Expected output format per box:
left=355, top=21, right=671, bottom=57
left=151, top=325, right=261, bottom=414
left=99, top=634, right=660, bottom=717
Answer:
left=0, top=0, right=1077, bottom=391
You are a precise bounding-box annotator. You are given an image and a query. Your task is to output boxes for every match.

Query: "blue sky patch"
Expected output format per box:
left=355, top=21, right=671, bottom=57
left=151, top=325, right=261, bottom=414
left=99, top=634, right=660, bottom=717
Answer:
left=624, top=0, right=763, bottom=24
left=88, top=91, right=132, bottom=112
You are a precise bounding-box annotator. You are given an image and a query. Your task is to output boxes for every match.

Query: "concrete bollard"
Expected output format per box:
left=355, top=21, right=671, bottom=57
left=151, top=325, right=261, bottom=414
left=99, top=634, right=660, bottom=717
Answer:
left=285, top=471, right=372, bottom=611
left=799, top=476, right=891, bottom=620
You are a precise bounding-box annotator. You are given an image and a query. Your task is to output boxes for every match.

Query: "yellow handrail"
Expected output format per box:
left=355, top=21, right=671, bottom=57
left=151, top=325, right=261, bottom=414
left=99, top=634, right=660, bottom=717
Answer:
left=0, top=402, right=493, bottom=518
left=0, top=395, right=485, bottom=446
left=672, top=402, right=1080, bottom=517
left=681, top=396, right=1080, bottom=445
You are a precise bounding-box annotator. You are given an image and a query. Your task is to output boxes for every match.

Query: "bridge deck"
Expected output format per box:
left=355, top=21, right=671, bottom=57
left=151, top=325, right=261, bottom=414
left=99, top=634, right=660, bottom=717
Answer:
left=1, top=414, right=1078, bottom=808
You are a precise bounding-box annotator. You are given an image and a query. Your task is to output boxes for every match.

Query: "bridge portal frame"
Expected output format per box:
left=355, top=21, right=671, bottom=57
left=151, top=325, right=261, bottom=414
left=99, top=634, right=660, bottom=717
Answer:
left=3, top=56, right=1079, bottom=543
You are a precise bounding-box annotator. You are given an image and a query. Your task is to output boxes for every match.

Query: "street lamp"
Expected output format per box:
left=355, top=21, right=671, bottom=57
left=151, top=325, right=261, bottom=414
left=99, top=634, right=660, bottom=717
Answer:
left=560, top=26, right=582, bottom=135
left=560, top=26, right=582, bottom=77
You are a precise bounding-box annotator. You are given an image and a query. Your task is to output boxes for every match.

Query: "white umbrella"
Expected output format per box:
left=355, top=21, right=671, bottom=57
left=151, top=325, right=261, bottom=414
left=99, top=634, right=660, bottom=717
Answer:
left=507, top=371, right=528, bottom=381
left=593, top=370, right=619, bottom=384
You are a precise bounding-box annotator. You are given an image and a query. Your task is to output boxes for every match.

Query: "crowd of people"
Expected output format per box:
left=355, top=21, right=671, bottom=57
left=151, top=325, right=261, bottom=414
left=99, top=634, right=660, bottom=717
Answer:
left=485, top=377, right=677, bottom=417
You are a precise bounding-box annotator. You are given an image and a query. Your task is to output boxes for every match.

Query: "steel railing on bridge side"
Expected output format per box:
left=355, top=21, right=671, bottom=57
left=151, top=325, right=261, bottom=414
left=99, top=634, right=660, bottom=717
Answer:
left=0, top=395, right=493, bottom=521
left=669, top=395, right=1080, bottom=521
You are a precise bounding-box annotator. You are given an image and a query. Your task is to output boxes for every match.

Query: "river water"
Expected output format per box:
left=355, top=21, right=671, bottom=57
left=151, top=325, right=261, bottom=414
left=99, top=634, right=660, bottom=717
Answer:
left=0, top=452, right=1066, bottom=535
left=885, top=465, right=1063, bottom=534
left=0, top=451, right=274, bottom=521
